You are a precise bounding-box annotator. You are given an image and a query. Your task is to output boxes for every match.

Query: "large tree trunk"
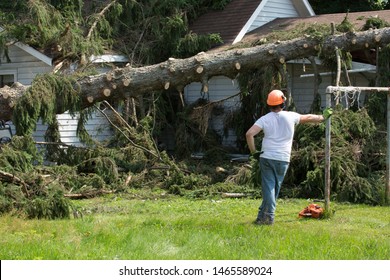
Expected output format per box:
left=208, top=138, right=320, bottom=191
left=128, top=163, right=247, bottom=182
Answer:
left=1, top=27, right=390, bottom=121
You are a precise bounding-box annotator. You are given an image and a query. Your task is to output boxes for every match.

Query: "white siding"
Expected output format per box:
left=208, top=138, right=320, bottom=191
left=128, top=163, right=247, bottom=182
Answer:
left=234, top=0, right=300, bottom=43
left=288, top=63, right=371, bottom=112
left=249, top=0, right=299, bottom=32
left=57, top=111, right=114, bottom=146
left=2, top=45, right=53, bottom=85
left=184, top=76, right=241, bottom=147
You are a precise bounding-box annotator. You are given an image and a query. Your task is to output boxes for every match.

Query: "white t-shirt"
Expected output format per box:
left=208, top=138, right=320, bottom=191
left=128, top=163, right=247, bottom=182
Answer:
left=254, top=111, right=301, bottom=162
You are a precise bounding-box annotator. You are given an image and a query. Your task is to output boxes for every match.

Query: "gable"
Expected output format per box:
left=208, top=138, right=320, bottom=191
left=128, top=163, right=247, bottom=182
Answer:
left=234, top=0, right=304, bottom=43
left=189, top=0, right=315, bottom=45
left=0, top=44, right=53, bottom=85
left=14, top=42, right=52, bottom=66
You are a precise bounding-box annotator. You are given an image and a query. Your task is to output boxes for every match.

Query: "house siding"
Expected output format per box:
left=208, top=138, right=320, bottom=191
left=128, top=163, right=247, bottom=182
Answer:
left=57, top=112, right=114, bottom=146
left=184, top=76, right=241, bottom=147
left=287, top=63, right=371, bottom=112
left=249, top=0, right=299, bottom=32
left=2, top=45, right=53, bottom=84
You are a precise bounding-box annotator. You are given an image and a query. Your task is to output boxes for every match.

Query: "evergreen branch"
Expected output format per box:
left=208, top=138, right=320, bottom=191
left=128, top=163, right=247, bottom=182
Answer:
left=0, top=170, right=30, bottom=198
left=86, top=0, right=118, bottom=40
left=94, top=102, right=160, bottom=160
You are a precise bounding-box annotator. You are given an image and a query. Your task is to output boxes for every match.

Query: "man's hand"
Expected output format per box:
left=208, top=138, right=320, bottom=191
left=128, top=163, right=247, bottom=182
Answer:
left=322, top=108, right=333, bottom=120
left=250, top=150, right=261, bottom=161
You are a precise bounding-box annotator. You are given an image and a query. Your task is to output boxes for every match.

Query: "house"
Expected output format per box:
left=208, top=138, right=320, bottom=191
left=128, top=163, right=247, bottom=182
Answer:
left=185, top=0, right=385, bottom=149
left=0, top=41, right=128, bottom=147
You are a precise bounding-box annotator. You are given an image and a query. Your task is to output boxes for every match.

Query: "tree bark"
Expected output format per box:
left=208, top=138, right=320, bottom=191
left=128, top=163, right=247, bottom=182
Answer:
left=1, top=27, right=390, bottom=121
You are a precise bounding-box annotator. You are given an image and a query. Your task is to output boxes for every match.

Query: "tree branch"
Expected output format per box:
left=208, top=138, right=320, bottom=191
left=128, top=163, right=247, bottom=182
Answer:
left=0, top=170, right=30, bottom=198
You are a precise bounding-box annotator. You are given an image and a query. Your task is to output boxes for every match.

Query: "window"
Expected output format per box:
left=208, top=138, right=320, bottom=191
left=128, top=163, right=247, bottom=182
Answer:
left=0, top=74, right=14, bottom=87
left=0, top=70, right=16, bottom=87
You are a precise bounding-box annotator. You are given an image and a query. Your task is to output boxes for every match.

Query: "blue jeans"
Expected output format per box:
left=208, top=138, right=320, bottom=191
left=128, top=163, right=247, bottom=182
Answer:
left=256, top=157, right=289, bottom=224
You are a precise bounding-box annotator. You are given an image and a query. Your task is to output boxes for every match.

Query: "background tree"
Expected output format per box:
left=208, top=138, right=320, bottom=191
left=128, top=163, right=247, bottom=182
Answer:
left=309, top=0, right=390, bottom=14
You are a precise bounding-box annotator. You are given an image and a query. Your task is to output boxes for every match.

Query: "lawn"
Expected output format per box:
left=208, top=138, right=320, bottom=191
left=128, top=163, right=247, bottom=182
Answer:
left=0, top=195, right=389, bottom=260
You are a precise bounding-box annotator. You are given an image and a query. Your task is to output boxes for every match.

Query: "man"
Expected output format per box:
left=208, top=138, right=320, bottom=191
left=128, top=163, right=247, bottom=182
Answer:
left=245, top=89, right=332, bottom=225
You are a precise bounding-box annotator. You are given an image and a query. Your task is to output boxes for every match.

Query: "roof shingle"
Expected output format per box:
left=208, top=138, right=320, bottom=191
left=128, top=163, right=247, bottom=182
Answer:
left=189, top=0, right=262, bottom=45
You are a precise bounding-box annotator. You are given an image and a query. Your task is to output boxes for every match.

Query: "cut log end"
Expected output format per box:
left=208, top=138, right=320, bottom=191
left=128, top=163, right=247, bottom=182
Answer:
left=106, top=73, right=113, bottom=81
left=123, top=79, right=131, bottom=87
left=196, top=66, right=204, bottom=74
left=164, top=82, right=170, bottom=90
left=87, top=96, right=94, bottom=103
left=103, top=88, right=111, bottom=97
left=235, top=62, right=241, bottom=70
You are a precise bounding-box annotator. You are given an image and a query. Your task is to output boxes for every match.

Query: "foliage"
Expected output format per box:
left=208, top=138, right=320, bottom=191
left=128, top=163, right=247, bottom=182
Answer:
left=0, top=0, right=222, bottom=66
left=103, top=0, right=228, bottom=64
left=24, top=183, right=71, bottom=219
left=362, top=16, right=390, bottom=30
left=0, top=136, right=42, bottom=172
left=309, top=0, right=390, bottom=14
left=0, top=172, right=72, bottom=219
left=261, top=23, right=331, bottom=44
left=286, top=108, right=385, bottom=205
left=12, top=73, right=81, bottom=136
left=173, top=99, right=227, bottom=158
left=366, top=43, right=390, bottom=125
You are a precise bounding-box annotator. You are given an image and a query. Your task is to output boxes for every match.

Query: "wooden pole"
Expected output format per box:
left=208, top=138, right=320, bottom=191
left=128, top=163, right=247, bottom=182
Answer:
left=387, top=92, right=390, bottom=205
left=325, top=91, right=331, bottom=211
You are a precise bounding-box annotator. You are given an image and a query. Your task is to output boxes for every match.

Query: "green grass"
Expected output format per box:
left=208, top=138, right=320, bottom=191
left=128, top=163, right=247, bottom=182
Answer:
left=0, top=196, right=389, bottom=260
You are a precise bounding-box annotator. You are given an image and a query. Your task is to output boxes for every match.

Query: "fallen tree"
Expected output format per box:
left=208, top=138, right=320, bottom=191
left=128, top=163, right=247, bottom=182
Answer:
left=1, top=27, right=390, bottom=122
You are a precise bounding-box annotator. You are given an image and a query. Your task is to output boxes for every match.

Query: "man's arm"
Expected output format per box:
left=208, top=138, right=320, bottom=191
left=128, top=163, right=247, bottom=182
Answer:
left=246, top=125, right=262, bottom=153
left=299, top=114, right=324, bottom=124
left=300, top=108, right=333, bottom=124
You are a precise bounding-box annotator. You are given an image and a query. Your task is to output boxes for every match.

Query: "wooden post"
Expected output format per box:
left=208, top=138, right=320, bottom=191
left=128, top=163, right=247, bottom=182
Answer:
left=325, top=91, right=331, bottom=211
left=387, top=92, right=390, bottom=205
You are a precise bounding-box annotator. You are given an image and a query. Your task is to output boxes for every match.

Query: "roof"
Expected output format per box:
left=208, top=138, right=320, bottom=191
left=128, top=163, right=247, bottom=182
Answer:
left=189, top=0, right=315, bottom=45
left=238, top=9, right=390, bottom=65
left=242, top=9, right=390, bottom=42
left=190, top=0, right=262, bottom=45
left=14, top=42, right=53, bottom=66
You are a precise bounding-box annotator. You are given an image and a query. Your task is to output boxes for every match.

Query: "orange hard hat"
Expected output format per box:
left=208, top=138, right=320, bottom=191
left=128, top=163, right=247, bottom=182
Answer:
left=267, top=90, right=286, bottom=106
